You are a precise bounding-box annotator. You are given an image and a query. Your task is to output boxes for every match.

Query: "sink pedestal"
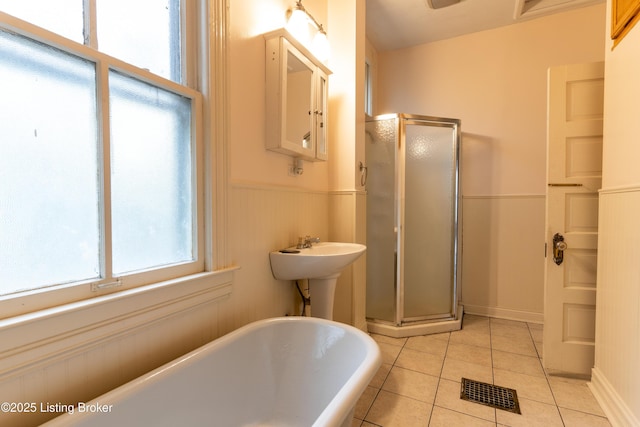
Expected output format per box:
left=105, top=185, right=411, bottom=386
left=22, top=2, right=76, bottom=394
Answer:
left=268, top=242, right=366, bottom=321
left=308, top=273, right=340, bottom=320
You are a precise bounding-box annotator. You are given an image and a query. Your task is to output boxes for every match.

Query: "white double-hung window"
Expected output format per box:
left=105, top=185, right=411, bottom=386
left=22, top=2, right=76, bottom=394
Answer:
left=0, top=1, right=206, bottom=316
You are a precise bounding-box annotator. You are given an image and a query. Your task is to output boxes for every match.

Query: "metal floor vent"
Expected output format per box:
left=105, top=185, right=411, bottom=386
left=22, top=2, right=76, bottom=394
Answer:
left=460, top=378, right=521, bottom=414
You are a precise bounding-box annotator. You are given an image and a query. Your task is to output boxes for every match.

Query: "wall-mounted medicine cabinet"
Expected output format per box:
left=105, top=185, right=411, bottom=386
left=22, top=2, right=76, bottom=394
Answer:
left=265, top=29, right=331, bottom=161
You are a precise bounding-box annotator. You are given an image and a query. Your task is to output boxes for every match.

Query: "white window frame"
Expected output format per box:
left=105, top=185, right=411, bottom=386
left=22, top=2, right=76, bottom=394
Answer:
left=365, top=59, right=373, bottom=116
left=0, top=0, right=229, bottom=319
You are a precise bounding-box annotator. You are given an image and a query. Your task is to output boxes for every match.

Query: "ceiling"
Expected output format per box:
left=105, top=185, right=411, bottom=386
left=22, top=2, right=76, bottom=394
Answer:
left=366, top=0, right=604, bottom=51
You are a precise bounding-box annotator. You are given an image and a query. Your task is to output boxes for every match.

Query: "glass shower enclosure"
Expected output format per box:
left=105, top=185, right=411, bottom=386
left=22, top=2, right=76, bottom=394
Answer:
left=365, top=114, right=462, bottom=336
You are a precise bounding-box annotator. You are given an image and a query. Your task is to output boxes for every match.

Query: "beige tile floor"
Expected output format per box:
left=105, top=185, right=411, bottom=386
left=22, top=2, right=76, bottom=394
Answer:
left=353, top=314, right=611, bottom=427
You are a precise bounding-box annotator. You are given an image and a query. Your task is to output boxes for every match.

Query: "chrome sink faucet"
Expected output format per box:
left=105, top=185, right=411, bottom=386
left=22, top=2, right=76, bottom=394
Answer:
left=297, top=235, right=320, bottom=249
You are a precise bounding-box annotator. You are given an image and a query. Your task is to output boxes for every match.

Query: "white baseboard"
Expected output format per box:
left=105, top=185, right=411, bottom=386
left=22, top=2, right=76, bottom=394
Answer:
left=462, top=304, right=544, bottom=324
left=589, top=367, right=640, bottom=427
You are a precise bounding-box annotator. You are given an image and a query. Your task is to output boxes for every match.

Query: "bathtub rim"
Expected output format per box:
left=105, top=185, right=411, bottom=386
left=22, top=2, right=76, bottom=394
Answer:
left=41, top=316, right=382, bottom=427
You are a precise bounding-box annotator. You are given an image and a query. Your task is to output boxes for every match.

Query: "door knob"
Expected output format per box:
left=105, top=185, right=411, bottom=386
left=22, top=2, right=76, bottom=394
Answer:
left=552, top=233, right=567, bottom=265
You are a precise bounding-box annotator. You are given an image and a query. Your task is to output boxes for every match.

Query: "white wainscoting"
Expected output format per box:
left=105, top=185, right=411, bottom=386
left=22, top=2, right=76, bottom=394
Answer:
left=329, top=191, right=367, bottom=329
left=222, top=183, right=330, bottom=330
left=0, top=182, right=335, bottom=427
left=225, top=184, right=369, bottom=328
left=0, top=270, right=234, bottom=426
left=461, top=194, right=546, bottom=323
left=590, top=186, right=640, bottom=427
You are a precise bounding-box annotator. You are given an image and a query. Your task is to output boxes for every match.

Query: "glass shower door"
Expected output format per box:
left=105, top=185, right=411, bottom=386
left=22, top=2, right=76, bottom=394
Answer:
left=366, top=114, right=460, bottom=327
left=401, top=120, right=458, bottom=321
left=365, top=117, right=398, bottom=323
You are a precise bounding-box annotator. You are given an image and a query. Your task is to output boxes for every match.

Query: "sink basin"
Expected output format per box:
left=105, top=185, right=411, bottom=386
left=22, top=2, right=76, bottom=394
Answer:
left=269, top=242, right=366, bottom=320
left=269, top=242, right=366, bottom=280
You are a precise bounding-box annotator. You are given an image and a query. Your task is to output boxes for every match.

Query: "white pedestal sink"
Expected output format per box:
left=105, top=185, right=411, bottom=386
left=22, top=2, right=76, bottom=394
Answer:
left=269, top=242, right=366, bottom=320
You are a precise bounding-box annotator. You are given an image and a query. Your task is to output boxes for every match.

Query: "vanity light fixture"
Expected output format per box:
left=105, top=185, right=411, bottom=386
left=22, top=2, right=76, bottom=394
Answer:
left=286, top=1, right=330, bottom=62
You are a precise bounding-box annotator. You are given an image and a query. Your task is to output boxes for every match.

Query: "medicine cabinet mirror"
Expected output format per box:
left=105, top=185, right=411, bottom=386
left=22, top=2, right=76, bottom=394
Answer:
left=265, top=29, right=331, bottom=161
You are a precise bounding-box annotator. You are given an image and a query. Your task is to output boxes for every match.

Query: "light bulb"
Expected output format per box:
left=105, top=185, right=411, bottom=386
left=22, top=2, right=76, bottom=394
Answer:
left=286, top=8, right=312, bottom=45
left=312, top=31, right=330, bottom=62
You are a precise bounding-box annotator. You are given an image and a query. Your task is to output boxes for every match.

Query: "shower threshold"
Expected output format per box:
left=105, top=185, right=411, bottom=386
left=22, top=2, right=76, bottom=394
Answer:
left=366, top=305, right=464, bottom=338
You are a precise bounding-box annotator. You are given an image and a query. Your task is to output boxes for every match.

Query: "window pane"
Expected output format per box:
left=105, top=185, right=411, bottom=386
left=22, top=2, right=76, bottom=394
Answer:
left=97, top=0, right=181, bottom=82
left=109, top=71, right=193, bottom=275
left=0, top=0, right=84, bottom=43
left=0, top=31, right=100, bottom=295
left=365, top=61, right=372, bottom=116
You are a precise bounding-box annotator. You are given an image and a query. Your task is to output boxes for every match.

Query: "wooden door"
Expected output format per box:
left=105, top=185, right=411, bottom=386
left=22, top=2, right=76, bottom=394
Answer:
left=544, top=62, right=604, bottom=377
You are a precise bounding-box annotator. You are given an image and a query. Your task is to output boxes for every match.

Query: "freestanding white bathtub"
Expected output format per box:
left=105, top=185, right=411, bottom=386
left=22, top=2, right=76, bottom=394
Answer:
left=43, top=317, right=381, bottom=427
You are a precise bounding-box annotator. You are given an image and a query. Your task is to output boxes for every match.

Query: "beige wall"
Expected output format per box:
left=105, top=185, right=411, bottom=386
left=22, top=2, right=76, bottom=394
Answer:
left=326, top=0, right=368, bottom=328
left=225, top=0, right=332, bottom=332
left=0, top=1, right=367, bottom=425
left=227, top=0, right=366, bottom=328
left=376, top=5, right=605, bottom=196
left=9, top=1, right=639, bottom=425
left=590, top=1, right=640, bottom=424
left=229, top=0, right=330, bottom=191
left=374, top=5, right=606, bottom=321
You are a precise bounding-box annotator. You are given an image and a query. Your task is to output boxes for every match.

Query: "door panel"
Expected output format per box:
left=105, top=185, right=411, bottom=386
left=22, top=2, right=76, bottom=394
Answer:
left=563, top=304, right=596, bottom=342
left=565, top=193, right=599, bottom=231
left=566, top=137, right=603, bottom=178
left=544, top=62, right=604, bottom=376
left=564, top=250, right=597, bottom=288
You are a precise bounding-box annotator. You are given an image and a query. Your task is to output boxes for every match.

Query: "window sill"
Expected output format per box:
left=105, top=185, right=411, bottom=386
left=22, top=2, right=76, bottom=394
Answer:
left=0, top=267, right=237, bottom=373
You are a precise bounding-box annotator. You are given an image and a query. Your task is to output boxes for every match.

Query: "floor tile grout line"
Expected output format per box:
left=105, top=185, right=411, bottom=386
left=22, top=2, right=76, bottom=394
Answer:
left=545, top=373, right=567, bottom=426
left=527, top=321, right=543, bottom=360
left=526, top=321, right=568, bottom=426
left=488, top=318, right=498, bottom=426
left=360, top=334, right=384, bottom=426
left=360, top=334, right=409, bottom=425
left=526, top=320, right=607, bottom=422
left=362, top=316, right=609, bottom=426
left=435, top=326, right=501, bottom=426
left=360, top=386, right=382, bottom=425
left=426, top=331, right=451, bottom=426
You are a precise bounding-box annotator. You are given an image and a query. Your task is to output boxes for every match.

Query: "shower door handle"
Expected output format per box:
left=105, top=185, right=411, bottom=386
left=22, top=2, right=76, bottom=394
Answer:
left=552, top=233, right=567, bottom=265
